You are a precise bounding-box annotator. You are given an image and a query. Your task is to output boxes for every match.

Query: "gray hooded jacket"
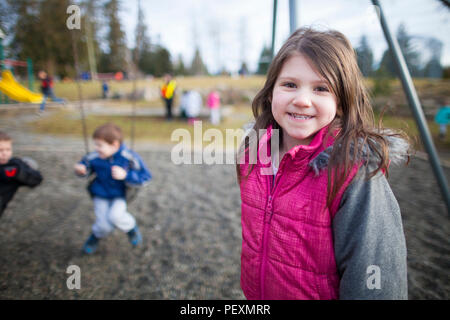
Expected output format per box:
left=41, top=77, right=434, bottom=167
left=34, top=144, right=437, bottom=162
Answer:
left=309, top=134, right=409, bottom=300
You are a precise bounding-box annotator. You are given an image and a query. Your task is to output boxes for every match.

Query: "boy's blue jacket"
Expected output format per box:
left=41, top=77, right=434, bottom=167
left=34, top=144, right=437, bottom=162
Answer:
left=78, top=144, right=151, bottom=199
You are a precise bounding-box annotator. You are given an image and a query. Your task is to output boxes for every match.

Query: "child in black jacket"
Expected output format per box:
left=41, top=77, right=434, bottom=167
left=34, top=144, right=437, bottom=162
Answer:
left=0, top=131, right=43, bottom=217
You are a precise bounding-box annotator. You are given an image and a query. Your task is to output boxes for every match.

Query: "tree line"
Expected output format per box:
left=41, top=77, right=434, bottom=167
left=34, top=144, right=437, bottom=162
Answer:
left=256, top=24, right=448, bottom=80
left=0, top=0, right=208, bottom=78
left=0, top=1, right=447, bottom=80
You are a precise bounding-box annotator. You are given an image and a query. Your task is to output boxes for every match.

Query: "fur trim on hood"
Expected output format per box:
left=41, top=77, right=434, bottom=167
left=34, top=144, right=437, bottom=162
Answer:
left=309, top=133, right=410, bottom=176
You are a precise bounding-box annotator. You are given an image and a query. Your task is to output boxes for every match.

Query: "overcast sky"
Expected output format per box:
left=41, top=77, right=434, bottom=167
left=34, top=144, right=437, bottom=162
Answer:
left=120, top=0, right=450, bottom=74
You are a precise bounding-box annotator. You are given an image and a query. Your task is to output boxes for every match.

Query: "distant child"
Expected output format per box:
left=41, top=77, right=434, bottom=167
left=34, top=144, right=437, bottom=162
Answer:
left=207, top=90, right=221, bottom=125
left=179, top=90, right=190, bottom=120
left=0, top=131, right=43, bottom=217
left=160, top=74, right=177, bottom=120
left=38, top=70, right=64, bottom=111
left=185, top=90, right=202, bottom=124
left=74, top=123, right=151, bottom=254
left=237, top=28, right=410, bottom=300
left=434, top=98, right=450, bottom=140
left=102, top=81, right=109, bottom=99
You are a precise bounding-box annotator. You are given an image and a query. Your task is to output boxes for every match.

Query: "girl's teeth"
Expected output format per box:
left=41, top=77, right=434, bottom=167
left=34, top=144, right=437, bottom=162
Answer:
left=290, top=113, right=312, bottom=119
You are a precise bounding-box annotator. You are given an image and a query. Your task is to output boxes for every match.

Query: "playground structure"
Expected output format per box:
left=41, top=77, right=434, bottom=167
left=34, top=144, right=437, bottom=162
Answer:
left=0, top=1, right=447, bottom=213
left=0, top=70, right=42, bottom=104
left=0, top=1, right=447, bottom=301
left=0, top=29, right=42, bottom=104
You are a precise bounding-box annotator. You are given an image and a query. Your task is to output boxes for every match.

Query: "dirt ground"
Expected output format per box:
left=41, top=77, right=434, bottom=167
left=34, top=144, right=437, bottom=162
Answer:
left=0, top=106, right=448, bottom=300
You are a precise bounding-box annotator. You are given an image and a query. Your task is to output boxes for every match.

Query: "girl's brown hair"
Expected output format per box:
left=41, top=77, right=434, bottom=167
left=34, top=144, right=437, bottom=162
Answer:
left=93, top=123, right=123, bottom=145
left=237, top=27, right=409, bottom=209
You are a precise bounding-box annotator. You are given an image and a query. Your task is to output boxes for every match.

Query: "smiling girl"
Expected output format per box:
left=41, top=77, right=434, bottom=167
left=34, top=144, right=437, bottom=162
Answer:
left=237, top=28, right=410, bottom=300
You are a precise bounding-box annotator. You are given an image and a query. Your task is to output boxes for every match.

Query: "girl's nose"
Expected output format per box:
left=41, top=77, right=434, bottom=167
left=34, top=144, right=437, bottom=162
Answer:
left=292, top=88, right=312, bottom=108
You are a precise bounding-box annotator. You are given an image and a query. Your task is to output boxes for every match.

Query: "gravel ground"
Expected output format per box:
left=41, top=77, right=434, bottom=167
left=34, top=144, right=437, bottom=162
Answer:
left=0, top=109, right=448, bottom=299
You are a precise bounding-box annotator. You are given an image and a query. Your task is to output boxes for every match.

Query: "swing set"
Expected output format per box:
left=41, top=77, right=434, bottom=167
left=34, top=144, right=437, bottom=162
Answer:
left=2, top=0, right=446, bottom=213
left=271, top=0, right=450, bottom=215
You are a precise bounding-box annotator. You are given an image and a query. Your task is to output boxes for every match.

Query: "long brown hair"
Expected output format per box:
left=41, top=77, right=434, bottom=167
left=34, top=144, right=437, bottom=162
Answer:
left=237, top=27, right=409, bottom=209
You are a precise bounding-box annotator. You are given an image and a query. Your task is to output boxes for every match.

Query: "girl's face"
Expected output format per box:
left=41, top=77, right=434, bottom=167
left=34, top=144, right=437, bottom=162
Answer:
left=271, top=53, right=337, bottom=149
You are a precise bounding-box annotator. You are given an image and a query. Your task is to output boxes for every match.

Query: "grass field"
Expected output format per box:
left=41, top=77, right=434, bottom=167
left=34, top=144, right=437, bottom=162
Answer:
left=50, top=76, right=267, bottom=102
left=27, top=107, right=253, bottom=149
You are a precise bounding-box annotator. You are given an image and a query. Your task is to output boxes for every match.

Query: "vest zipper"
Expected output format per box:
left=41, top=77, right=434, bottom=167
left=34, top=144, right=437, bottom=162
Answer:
left=260, top=155, right=285, bottom=299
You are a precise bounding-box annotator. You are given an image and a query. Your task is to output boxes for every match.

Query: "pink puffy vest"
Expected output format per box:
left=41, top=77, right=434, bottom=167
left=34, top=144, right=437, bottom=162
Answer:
left=239, top=125, right=359, bottom=300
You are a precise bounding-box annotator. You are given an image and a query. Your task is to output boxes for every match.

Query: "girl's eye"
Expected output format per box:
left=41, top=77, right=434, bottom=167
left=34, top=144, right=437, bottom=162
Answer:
left=282, top=82, right=296, bottom=88
left=315, top=86, right=329, bottom=92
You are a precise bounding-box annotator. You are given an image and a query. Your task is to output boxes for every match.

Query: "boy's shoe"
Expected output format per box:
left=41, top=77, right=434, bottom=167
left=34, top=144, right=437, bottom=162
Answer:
left=83, top=233, right=99, bottom=254
left=127, top=226, right=142, bottom=247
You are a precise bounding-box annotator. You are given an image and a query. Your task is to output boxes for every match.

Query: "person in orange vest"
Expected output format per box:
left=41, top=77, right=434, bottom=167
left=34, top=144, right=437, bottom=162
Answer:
left=160, top=74, right=177, bottom=120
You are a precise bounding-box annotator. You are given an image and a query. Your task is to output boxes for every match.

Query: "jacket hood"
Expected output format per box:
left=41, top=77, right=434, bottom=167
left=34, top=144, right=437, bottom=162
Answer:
left=308, top=131, right=410, bottom=176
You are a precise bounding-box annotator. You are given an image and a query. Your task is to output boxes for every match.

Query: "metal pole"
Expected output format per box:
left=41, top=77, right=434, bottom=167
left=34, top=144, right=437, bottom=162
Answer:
left=372, top=0, right=450, bottom=215
left=0, top=29, right=4, bottom=104
left=271, top=0, right=278, bottom=60
left=27, top=58, right=34, bottom=91
left=289, top=0, right=297, bottom=35
left=71, top=31, right=90, bottom=154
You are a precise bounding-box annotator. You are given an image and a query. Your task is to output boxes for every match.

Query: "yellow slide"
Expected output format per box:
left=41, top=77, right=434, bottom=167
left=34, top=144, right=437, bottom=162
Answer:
left=0, top=70, right=43, bottom=104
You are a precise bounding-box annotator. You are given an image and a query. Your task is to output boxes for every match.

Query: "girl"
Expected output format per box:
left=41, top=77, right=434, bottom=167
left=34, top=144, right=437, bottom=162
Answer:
left=237, top=28, right=410, bottom=300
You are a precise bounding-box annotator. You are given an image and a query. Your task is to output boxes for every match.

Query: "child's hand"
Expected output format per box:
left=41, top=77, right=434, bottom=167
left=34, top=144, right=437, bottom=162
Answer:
left=111, top=165, right=127, bottom=180
left=74, top=163, right=87, bottom=175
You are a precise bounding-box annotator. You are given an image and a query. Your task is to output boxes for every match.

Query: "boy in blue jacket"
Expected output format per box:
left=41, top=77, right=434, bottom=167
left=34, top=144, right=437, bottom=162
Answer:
left=74, top=123, right=151, bottom=254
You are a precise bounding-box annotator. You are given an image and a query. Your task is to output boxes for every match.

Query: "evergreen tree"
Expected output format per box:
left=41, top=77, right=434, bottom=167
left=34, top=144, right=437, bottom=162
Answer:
left=396, top=24, right=421, bottom=76
left=356, top=35, right=373, bottom=77
left=174, top=54, right=187, bottom=76
left=81, top=0, right=102, bottom=79
left=190, top=48, right=208, bottom=76
left=378, top=23, right=421, bottom=78
left=134, top=0, right=151, bottom=72
left=152, top=45, right=173, bottom=77
left=103, top=0, right=126, bottom=72
left=378, top=49, right=396, bottom=77
left=257, top=45, right=271, bottom=75
left=8, top=0, right=79, bottom=77
left=423, top=37, right=443, bottom=78
left=0, top=0, right=12, bottom=35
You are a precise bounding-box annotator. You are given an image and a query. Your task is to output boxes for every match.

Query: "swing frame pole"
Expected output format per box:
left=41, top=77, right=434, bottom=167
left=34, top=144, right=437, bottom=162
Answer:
left=270, top=0, right=278, bottom=60
left=289, top=0, right=297, bottom=35
left=71, top=31, right=90, bottom=154
left=372, top=0, right=450, bottom=215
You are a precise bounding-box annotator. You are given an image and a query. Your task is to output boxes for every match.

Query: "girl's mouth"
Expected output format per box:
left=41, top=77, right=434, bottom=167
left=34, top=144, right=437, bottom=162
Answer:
left=287, top=112, right=314, bottom=120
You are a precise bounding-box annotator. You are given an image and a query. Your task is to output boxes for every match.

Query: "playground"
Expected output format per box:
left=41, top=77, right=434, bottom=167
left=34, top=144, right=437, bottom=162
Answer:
left=0, top=0, right=449, bottom=301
